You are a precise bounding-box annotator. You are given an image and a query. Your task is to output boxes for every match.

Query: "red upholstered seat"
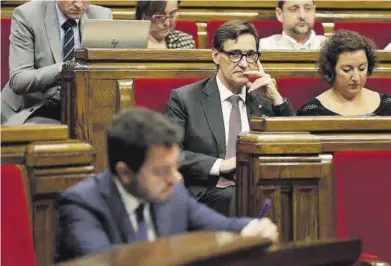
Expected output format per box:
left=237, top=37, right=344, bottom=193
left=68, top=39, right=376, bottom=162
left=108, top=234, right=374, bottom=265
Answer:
left=365, top=77, right=391, bottom=95
left=134, top=78, right=201, bottom=113
left=175, top=21, right=199, bottom=48
left=207, top=20, right=324, bottom=48
left=334, top=22, right=391, bottom=49
left=1, top=165, right=36, bottom=266
left=334, top=151, right=391, bottom=263
left=276, top=77, right=329, bottom=112
left=1, top=18, right=12, bottom=88
left=276, top=77, right=391, bottom=112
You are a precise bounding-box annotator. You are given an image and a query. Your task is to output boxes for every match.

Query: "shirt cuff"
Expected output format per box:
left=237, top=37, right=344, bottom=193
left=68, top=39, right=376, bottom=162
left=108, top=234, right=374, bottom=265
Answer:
left=209, top=158, right=223, bottom=176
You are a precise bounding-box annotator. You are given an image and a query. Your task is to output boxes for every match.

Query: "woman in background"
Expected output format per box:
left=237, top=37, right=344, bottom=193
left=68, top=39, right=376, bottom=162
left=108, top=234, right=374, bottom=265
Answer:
left=297, top=30, right=391, bottom=116
left=136, top=0, right=195, bottom=49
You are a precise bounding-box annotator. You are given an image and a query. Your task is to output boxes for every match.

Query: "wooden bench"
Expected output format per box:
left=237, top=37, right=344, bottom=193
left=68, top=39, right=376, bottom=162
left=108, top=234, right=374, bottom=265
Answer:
left=61, top=49, right=391, bottom=172
left=1, top=125, right=95, bottom=266
left=236, top=117, right=391, bottom=258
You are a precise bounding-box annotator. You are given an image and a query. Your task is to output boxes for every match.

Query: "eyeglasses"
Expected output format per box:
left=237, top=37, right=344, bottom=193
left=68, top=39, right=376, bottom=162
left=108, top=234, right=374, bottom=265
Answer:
left=219, top=49, right=260, bottom=64
left=151, top=11, right=180, bottom=24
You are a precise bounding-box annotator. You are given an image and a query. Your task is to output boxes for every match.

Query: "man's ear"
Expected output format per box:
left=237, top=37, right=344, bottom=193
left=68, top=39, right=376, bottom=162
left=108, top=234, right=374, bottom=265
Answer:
left=212, top=49, right=221, bottom=66
left=275, top=7, right=283, bottom=23
left=115, top=162, right=133, bottom=185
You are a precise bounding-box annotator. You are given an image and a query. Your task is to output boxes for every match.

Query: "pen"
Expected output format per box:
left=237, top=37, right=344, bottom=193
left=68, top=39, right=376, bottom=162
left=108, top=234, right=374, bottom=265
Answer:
left=258, top=199, right=272, bottom=218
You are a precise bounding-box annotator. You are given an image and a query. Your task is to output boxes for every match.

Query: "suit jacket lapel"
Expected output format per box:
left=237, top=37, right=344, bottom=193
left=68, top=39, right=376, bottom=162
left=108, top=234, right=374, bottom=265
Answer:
left=246, top=91, right=268, bottom=120
left=200, top=77, right=226, bottom=157
left=151, top=204, right=172, bottom=237
left=79, top=13, right=87, bottom=42
left=45, top=1, right=62, bottom=63
left=99, top=171, right=135, bottom=243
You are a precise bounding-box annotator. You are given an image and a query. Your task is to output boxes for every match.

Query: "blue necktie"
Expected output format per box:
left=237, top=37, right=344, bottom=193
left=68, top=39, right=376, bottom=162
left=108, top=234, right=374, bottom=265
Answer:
left=134, top=204, right=149, bottom=242
left=62, top=19, right=76, bottom=62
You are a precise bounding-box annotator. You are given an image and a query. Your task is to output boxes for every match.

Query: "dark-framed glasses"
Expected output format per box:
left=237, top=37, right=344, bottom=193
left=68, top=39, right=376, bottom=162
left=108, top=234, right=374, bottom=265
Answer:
left=219, top=49, right=260, bottom=63
left=151, top=10, right=180, bottom=24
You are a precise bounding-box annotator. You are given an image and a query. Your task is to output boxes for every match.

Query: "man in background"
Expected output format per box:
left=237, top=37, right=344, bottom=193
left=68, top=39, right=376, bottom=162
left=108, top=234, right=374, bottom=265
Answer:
left=55, top=108, right=278, bottom=262
left=259, top=0, right=326, bottom=50
left=165, top=20, right=294, bottom=217
left=1, top=0, right=112, bottom=125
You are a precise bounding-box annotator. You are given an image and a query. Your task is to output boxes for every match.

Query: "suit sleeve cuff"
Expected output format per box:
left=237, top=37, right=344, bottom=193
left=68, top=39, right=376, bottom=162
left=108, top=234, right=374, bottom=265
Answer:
left=209, top=159, right=223, bottom=176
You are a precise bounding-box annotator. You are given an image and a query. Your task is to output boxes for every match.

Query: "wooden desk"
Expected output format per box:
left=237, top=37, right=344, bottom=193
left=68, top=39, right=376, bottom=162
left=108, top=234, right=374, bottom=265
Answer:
left=62, top=49, right=391, bottom=172
left=1, top=125, right=95, bottom=266
left=55, top=232, right=361, bottom=266
left=236, top=117, right=391, bottom=242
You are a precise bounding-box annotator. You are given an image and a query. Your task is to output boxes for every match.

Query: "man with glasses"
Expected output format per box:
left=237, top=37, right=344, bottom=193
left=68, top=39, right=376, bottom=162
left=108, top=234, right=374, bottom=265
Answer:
left=1, top=0, right=112, bottom=125
left=135, top=0, right=195, bottom=49
left=166, top=20, right=294, bottom=217
left=55, top=108, right=278, bottom=262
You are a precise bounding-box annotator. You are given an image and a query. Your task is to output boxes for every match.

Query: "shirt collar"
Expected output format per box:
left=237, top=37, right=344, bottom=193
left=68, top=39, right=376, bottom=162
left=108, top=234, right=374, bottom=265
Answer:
left=55, top=3, right=80, bottom=27
left=281, top=30, right=316, bottom=49
left=216, top=75, right=246, bottom=103
left=114, top=177, right=144, bottom=215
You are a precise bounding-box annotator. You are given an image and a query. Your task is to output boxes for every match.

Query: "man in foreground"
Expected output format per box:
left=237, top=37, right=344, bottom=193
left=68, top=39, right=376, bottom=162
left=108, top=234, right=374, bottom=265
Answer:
left=55, top=108, right=278, bottom=262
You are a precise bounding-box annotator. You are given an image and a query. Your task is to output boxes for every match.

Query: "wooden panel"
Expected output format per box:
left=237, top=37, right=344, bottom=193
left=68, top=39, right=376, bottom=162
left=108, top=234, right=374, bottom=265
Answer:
left=117, top=80, right=136, bottom=110
left=293, top=185, right=319, bottom=241
left=0, top=125, right=69, bottom=143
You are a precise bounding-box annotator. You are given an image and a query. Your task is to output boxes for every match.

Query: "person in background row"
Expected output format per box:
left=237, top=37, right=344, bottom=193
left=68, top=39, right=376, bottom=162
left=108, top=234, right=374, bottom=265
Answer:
left=136, top=0, right=195, bottom=49
left=1, top=0, right=112, bottom=125
left=384, top=42, right=391, bottom=51
left=297, top=30, right=391, bottom=116
left=55, top=108, right=279, bottom=263
left=165, top=20, right=294, bottom=217
left=259, top=0, right=326, bottom=50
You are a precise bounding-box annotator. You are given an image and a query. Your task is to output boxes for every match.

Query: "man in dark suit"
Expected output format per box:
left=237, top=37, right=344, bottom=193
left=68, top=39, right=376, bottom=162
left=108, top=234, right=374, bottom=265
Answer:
left=165, top=20, right=295, bottom=216
left=1, top=0, right=112, bottom=125
left=55, top=108, right=278, bottom=263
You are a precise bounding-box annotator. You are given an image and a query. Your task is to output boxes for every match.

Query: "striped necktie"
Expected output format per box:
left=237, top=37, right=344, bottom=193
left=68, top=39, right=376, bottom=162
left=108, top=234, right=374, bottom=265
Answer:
left=62, top=19, right=77, bottom=62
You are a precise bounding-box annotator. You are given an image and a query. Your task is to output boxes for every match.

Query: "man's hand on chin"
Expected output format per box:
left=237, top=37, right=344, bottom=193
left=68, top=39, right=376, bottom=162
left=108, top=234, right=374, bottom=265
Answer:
left=240, top=218, right=279, bottom=244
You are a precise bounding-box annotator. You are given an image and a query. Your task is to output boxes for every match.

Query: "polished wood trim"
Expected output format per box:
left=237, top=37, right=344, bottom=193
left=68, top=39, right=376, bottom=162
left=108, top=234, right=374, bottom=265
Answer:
left=75, top=49, right=391, bottom=62
left=250, top=117, right=391, bottom=132
left=1, top=125, right=69, bottom=143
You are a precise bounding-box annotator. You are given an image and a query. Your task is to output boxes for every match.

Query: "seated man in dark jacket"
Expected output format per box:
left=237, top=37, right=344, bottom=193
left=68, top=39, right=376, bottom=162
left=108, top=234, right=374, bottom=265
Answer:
left=55, top=108, right=278, bottom=262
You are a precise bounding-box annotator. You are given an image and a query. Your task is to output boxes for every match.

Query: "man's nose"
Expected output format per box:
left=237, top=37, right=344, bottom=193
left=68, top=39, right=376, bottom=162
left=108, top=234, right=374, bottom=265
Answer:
left=238, top=56, right=249, bottom=68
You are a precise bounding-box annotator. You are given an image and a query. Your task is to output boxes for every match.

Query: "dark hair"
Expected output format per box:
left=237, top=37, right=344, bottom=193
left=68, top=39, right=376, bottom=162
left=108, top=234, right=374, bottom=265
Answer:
left=213, top=20, right=259, bottom=51
left=278, top=1, right=315, bottom=9
left=107, top=108, right=183, bottom=174
left=135, top=0, right=180, bottom=20
left=318, top=30, right=378, bottom=85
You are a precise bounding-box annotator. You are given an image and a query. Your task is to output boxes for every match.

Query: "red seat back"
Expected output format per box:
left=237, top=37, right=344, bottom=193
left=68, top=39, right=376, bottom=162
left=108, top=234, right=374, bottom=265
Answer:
left=1, top=18, right=12, bottom=88
left=334, top=22, right=391, bottom=49
left=276, top=77, right=391, bottom=112
left=134, top=78, right=202, bottom=113
left=276, top=77, right=329, bottom=111
left=365, top=77, right=391, bottom=95
left=175, top=21, right=199, bottom=48
left=207, top=20, right=324, bottom=48
left=334, top=151, right=391, bottom=263
left=1, top=165, right=36, bottom=266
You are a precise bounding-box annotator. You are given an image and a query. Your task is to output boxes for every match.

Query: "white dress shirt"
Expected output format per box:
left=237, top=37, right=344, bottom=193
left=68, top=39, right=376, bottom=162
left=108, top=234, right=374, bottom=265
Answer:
left=209, top=76, right=250, bottom=175
left=55, top=3, right=81, bottom=57
left=385, top=42, right=391, bottom=51
left=259, top=30, right=326, bottom=50
left=114, top=178, right=156, bottom=241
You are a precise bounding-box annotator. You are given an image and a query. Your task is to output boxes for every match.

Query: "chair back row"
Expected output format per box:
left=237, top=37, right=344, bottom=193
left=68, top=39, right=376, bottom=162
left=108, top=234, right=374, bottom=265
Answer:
left=134, top=77, right=391, bottom=113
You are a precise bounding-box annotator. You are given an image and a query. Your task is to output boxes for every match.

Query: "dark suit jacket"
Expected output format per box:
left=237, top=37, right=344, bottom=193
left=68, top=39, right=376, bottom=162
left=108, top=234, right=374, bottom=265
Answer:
left=165, top=76, right=294, bottom=198
left=55, top=170, right=251, bottom=263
